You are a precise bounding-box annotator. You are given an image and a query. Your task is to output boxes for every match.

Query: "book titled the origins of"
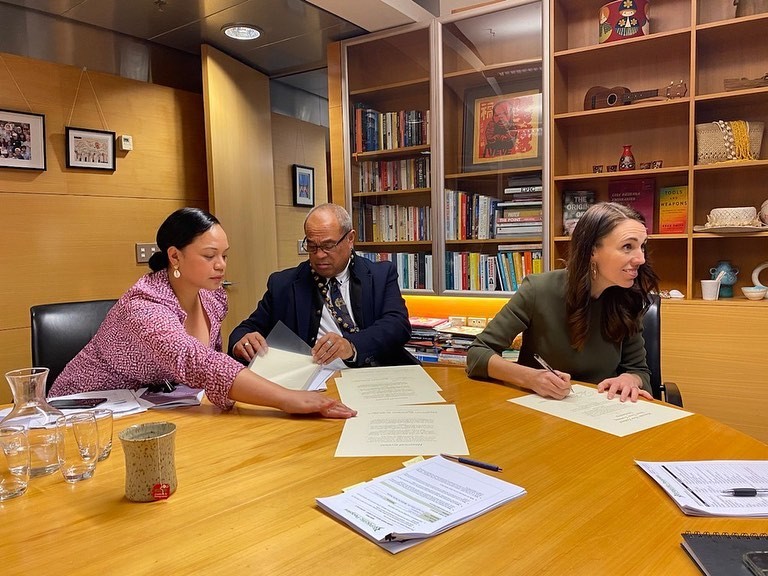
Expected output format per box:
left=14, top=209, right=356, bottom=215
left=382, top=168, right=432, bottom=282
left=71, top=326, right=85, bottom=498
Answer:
left=562, top=190, right=596, bottom=235
left=658, top=185, right=688, bottom=234
left=608, top=178, right=656, bottom=234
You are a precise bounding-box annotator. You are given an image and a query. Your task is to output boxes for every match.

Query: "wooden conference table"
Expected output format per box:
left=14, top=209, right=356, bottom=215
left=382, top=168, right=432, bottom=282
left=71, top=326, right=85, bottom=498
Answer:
left=2, top=367, right=768, bottom=575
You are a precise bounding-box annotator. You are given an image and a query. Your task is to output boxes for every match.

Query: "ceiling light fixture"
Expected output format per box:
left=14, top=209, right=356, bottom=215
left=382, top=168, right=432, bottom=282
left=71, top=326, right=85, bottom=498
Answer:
left=221, top=24, right=261, bottom=41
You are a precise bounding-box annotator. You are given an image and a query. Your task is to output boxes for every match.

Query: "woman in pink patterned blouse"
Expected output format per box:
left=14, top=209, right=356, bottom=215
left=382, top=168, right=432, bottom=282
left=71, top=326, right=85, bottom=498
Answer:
left=50, top=208, right=356, bottom=419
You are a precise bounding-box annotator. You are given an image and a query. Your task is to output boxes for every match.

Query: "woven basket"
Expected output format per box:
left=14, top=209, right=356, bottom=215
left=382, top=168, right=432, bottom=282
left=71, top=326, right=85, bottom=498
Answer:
left=695, top=121, right=764, bottom=165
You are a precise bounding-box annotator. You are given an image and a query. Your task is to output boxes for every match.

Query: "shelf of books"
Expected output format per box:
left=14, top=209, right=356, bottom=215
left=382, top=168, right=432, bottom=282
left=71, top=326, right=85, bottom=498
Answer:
left=346, top=26, right=434, bottom=292
left=406, top=316, right=519, bottom=365
left=550, top=0, right=768, bottom=301
left=440, top=2, right=545, bottom=294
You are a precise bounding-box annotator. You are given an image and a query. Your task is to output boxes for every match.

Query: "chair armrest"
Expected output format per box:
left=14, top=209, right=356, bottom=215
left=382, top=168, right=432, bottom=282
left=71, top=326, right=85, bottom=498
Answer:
left=660, top=381, right=683, bottom=407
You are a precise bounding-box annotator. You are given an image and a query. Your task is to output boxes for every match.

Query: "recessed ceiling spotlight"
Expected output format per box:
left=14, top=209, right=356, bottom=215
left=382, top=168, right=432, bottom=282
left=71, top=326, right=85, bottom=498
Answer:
left=221, top=24, right=261, bottom=41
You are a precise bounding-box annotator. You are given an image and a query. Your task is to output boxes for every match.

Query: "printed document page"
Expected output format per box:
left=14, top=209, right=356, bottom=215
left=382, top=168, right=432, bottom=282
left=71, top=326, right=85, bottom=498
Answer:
left=637, top=460, right=768, bottom=517
left=508, top=384, right=691, bottom=437
left=335, top=404, right=468, bottom=457
left=335, top=365, right=444, bottom=407
left=316, top=455, right=526, bottom=553
left=336, top=365, right=442, bottom=390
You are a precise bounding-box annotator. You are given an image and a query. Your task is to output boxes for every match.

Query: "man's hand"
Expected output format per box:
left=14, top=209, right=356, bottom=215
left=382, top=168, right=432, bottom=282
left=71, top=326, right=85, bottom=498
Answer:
left=312, top=333, right=354, bottom=365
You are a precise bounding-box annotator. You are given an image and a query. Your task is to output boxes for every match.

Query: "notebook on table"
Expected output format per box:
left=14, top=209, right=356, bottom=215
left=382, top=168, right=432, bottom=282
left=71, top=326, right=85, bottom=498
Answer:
left=681, top=531, right=768, bottom=576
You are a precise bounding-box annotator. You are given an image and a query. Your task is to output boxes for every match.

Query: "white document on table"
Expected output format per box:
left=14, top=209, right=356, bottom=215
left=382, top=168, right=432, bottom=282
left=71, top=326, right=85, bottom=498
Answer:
left=336, top=365, right=442, bottom=389
left=637, top=460, right=768, bottom=517
left=317, top=455, right=526, bottom=553
left=335, top=365, right=444, bottom=407
left=335, top=404, right=468, bottom=457
left=508, top=384, right=691, bottom=437
left=47, top=389, right=146, bottom=417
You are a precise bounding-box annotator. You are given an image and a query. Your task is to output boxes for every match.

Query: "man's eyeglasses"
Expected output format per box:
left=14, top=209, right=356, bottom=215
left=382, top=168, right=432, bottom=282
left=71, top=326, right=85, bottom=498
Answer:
left=302, top=229, right=351, bottom=254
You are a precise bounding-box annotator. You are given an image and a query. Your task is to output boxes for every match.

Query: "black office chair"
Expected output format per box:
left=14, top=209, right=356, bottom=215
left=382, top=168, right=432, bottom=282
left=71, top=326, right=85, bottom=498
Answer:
left=641, top=294, right=683, bottom=407
left=30, top=299, right=117, bottom=393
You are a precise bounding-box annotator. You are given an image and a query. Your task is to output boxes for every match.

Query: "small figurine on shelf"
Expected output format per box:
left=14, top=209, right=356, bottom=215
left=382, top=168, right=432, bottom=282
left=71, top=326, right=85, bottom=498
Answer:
left=710, top=260, right=739, bottom=298
left=598, top=0, right=650, bottom=44
left=619, top=145, right=636, bottom=171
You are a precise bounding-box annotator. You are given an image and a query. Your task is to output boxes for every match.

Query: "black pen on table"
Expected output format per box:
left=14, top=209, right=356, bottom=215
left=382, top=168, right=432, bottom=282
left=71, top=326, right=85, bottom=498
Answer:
left=721, top=488, right=768, bottom=497
left=533, top=353, right=573, bottom=393
left=441, top=454, right=502, bottom=472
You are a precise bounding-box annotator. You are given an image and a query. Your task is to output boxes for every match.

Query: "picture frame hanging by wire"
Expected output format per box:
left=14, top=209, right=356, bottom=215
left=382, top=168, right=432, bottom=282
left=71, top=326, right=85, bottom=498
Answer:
left=0, top=108, right=47, bottom=171
left=293, top=164, right=315, bottom=207
left=65, top=126, right=116, bottom=171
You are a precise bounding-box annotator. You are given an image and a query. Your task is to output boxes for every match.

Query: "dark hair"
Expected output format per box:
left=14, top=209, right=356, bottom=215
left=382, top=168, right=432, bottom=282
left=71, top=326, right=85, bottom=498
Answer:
left=565, top=202, right=659, bottom=349
left=148, top=208, right=220, bottom=272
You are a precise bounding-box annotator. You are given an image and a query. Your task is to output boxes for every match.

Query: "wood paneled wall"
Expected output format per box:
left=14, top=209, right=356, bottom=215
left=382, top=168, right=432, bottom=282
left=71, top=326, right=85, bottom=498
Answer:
left=0, top=52, right=208, bottom=403
left=271, top=113, right=329, bottom=270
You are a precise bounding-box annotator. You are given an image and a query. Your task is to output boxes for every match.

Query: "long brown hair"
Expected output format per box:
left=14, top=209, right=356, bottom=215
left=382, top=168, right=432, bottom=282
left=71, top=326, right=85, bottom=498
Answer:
left=565, top=202, right=659, bottom=349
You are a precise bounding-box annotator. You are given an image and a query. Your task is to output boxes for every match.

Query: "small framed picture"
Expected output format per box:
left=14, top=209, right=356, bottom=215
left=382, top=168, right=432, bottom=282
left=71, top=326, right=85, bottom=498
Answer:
left=66, top=127, right=116, bottom=171
left=0, top=109, right=46, bottom=170
left=652, top=160, right=664, bottom=169
left=639, top=162, right=652, bottom=170
left=292, top=164, right=314, bottom=207
left=607, top=164, right=618, bottom=172
left=592, top=164, right=604, bottom=173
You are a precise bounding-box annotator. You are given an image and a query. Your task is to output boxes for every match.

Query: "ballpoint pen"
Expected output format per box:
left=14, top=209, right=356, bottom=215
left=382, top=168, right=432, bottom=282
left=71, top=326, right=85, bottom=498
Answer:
left=533, top=353, right=573, bottom=392
left=440, top=454, right=502, bottom=472
left=721, top=488, right=768, bottom=497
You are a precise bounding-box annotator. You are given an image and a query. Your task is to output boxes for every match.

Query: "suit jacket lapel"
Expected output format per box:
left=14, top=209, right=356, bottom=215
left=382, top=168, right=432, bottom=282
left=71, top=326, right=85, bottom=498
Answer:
left=350, top=262, right=368, bottom=329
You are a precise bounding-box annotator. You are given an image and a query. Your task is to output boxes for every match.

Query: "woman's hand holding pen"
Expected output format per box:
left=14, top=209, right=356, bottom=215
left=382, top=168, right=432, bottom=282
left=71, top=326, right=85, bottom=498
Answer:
left=529, top=368, right=572, bottom=400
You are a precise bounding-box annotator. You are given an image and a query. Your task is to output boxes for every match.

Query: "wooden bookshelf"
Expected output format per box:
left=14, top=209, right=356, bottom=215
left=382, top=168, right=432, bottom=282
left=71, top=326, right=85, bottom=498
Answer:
left=550, top=0, right=768, bottom=301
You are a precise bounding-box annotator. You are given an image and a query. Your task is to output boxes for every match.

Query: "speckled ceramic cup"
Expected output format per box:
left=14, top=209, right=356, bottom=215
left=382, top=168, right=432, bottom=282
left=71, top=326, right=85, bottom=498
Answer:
left=118, top=422, right=177, bottom=502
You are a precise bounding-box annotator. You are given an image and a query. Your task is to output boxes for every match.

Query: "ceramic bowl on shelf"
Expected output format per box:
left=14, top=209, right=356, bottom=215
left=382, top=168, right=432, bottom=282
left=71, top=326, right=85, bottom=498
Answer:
left=741, top=286, right=768, bottom=300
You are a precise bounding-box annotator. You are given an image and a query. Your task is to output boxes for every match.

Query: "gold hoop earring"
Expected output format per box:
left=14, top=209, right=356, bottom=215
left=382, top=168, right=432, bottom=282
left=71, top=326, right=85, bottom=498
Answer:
left=173, top=266, right=181, bottom=279
left=590, top=262, right=597, bottom=281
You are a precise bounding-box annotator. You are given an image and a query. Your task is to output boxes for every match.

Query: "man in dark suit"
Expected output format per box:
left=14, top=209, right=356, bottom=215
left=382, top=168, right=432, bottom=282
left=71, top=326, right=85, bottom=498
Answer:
left=228, top=203, right=415, bottom=367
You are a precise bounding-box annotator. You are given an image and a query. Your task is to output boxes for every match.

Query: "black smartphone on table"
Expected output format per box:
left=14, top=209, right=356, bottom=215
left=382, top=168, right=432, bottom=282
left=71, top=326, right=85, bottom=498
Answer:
left=744, top=551, right=768, bottom=576
left=48, top=397, right=108, bottom=409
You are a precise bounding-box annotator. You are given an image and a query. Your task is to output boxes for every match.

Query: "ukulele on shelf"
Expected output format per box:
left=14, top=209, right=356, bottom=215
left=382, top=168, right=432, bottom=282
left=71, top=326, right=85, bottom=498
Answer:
left=583, top=81, right=687, bottom=110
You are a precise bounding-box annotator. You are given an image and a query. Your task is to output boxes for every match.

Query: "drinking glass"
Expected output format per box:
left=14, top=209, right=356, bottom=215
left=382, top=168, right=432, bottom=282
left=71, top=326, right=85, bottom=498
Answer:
left=92, top=408, right=113, bottom=461
left=56, top=413, right=99, bottom=483
left=0, top=426, right=30, bottom=500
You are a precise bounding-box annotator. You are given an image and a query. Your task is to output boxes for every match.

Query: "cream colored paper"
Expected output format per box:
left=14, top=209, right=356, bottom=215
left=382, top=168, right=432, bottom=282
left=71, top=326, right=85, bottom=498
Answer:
left=335, top=405, right=468, bottom=457
left=335, top=366, right=444, bottom=407
left=508, top=384, right=691, bottom=437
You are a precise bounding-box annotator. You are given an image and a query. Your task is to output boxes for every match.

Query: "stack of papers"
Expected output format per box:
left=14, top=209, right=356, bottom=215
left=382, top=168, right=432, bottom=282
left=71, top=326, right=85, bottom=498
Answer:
left=333, top=365, right=468, bottom=457
left=638, top=460, right=768, bottom=517
left=137, top=384, right=204, bottom=409
left=317, top=455, right=526, bottom=553
left=44, top=389, right=146, bottom=417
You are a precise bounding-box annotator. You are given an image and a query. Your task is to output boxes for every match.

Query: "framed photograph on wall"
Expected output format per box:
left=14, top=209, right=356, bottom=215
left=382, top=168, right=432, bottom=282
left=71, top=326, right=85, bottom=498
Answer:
left=0, top=109, right=47, bottom=170
left=462, top=85, right=542, bottom=172
left=65, top=127, right=116, bottom=171
left=293, top=164, right=315, bottom=207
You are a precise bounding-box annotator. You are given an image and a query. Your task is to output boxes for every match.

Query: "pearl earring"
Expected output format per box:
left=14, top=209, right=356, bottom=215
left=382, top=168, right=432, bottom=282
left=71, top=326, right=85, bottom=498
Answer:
left=173, top=266, right=181, bottom=279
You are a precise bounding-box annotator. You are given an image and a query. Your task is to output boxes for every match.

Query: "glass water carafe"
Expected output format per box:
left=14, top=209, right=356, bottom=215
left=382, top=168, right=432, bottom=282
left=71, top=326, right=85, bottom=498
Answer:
left=2, top=368, right=62, bottom=477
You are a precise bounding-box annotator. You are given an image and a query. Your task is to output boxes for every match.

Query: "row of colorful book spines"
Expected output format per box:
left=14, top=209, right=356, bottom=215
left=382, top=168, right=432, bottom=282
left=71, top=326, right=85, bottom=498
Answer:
left=356, top=204, right=432, bottom=243
left=356, top=251, right=434, bottom=291
left=357, top=157, right=430, bottom=192
left=353, top=108, right=430, bottom=153
left=445, top=191, right=543, bottom=240
left=445, top=250, right=543, bottom=291
left=445, top=190, right=499, bottom=241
